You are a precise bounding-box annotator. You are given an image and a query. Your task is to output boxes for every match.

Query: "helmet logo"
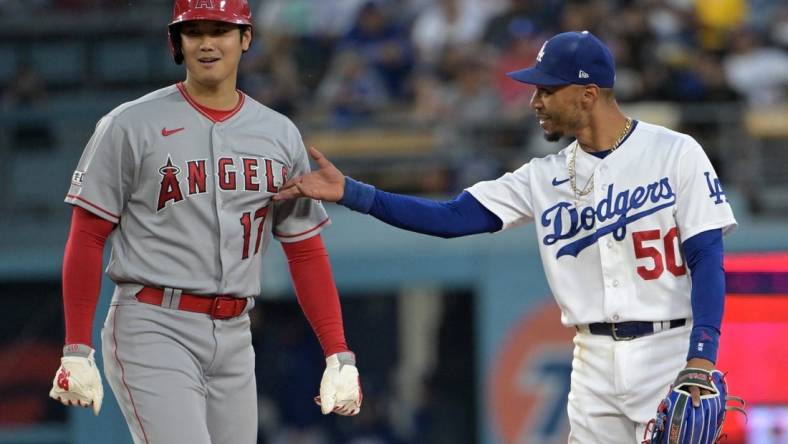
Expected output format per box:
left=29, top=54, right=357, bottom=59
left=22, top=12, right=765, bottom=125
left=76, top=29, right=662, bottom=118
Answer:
left=194, top=0, right=215, bottom=9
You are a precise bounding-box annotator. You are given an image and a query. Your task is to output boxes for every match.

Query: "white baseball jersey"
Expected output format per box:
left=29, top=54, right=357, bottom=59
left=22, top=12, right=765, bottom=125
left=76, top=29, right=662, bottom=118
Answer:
left=65, top=84, right=329, bottom=298
left=467, top=121, right=736, bottom=325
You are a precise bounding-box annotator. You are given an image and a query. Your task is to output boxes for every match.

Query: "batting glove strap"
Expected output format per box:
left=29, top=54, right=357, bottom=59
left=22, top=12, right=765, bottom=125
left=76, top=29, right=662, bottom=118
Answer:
left=49, top=346, right=104, bottom=415
left=63, top=343, right=94, bottom=358
left=339, top=177, right=376, bottom=214
left=318, top=351, right=362, bottom=416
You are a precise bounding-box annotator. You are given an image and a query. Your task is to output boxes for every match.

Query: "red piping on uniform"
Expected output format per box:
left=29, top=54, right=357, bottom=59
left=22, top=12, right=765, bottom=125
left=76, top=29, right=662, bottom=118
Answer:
left=113, top=307, right=150, bottom=444
left=176, top=82, right=245, bottom=123
left=274, top=218, right=330, bottom=239
left=67, top=195, right=120, bottom=220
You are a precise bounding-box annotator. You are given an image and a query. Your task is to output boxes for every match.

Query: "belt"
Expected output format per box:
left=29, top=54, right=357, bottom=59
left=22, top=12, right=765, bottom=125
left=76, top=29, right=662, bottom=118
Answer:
left=136, top=287, right=248, bottom=320
left=580, top=318, right=687, bottom=341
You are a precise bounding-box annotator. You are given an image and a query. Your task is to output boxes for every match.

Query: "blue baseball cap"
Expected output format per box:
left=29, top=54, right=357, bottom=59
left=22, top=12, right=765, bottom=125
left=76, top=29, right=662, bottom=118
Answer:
left=507, top=31, right=615, bottom=88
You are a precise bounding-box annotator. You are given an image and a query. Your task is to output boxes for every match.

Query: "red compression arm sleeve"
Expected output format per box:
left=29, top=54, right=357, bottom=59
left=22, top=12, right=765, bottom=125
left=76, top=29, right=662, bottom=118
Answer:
left=281, top=234, right=349, bottom=356
left=62, top=206, right=115, bottom=346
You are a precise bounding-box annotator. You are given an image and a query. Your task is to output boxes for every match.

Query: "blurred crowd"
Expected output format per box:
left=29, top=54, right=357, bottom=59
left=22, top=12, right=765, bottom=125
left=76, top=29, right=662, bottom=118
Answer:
left=234, top=0, right=788, bottom=195
left=3, top=0, right=788, bottom=122
left=231, top=0, right=788, bottom=128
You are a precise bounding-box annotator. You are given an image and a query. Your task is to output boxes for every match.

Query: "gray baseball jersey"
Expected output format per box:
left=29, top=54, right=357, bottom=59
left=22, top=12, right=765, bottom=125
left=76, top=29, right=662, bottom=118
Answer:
left=66, top=83, right=329, bottom=297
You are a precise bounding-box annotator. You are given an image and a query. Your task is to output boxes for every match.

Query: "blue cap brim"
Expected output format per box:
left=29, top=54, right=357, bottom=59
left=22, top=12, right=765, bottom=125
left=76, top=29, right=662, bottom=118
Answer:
left=506, top=67, right=570, bottom=86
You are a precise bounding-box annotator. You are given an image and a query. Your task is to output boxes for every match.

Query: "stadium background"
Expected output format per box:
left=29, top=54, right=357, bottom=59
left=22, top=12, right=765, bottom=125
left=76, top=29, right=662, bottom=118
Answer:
left=0, top=0, right=786, bottom=443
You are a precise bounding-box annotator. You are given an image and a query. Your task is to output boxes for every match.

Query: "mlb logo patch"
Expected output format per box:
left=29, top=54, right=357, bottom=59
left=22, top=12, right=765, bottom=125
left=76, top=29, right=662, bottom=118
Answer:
left=72, top=170, right=85, bottom=186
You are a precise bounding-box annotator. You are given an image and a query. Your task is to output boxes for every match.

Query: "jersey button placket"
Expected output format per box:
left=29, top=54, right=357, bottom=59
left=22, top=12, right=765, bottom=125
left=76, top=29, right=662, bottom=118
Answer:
left=212, top=124, right=229, bottom=292
left=597, top=163, right=623, bottom=320
left=594, top=165, right=611, bottom=318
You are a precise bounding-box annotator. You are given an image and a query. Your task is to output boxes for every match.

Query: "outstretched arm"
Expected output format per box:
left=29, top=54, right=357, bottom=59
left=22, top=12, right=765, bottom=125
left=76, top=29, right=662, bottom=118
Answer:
left=345, top=181, right=502, bottom=238
left=274, top=148, right=502, bottom=237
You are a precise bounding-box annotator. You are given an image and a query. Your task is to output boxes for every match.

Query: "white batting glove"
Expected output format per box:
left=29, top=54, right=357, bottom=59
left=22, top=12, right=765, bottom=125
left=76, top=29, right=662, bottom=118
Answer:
left=315, top=351, right=362, bottom=416
left=49, top=344, right=104, bottom=415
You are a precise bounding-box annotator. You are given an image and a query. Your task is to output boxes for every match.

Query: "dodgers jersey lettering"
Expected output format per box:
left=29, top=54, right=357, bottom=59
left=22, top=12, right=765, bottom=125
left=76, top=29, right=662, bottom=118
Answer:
left=466, top=121, right=736, bottom=325
left=66, top=84, right=329, bottom=297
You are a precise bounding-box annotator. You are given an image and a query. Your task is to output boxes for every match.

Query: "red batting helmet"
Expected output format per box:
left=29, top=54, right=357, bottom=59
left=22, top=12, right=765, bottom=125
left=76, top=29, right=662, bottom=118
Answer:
left=168, top=0, right=253, bottom=64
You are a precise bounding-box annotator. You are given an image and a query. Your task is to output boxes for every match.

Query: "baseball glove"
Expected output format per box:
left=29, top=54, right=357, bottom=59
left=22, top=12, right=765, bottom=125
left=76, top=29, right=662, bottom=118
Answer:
left=643, top=368, right=745, bottom=444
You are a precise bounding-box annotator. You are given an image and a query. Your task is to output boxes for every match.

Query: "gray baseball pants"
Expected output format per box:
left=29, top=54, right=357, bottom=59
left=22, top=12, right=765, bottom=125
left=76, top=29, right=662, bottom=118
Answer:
left=101, top=284, right=257, bottom=444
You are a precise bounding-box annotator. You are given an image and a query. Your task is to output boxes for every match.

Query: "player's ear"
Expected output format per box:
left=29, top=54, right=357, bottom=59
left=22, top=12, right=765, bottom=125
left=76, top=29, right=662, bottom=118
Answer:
left=241, top=26, right=252, bottom=52
left=580, top=85, right=599, bottom=108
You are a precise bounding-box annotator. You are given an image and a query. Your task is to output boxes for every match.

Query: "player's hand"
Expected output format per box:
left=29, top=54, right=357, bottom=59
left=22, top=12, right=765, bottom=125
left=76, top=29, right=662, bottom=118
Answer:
left=314, top=351, right=362, bottom=416
left=273, top=147, right=345, bottom=202
left=49, top=345, right=104, bottom=415
left=683, top=357, right=715, bottom=407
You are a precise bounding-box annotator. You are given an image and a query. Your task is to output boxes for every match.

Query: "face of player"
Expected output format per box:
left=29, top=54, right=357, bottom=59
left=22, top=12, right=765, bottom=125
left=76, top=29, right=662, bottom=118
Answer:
left=180, top=20, right=252, bottom=89
left=530, top=84, right=588, bottom=142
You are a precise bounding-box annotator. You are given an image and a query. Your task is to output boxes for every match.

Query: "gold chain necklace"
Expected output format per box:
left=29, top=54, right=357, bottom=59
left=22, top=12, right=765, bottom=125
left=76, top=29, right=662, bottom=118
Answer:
left=568, top=117, right=632, bottom=202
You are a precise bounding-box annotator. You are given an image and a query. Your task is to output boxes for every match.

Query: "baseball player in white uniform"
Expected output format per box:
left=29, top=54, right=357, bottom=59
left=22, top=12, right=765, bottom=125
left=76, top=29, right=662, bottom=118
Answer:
left=274, top=31, right=736, bottom=443
left=48, top=1, right=362, bottom=443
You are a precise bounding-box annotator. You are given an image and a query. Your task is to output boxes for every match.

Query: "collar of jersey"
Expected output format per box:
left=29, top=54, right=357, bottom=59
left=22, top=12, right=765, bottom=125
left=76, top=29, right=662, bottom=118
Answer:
left=567, top=119, right=639, bottom=164
left=176, top=82, right=245, bottom=123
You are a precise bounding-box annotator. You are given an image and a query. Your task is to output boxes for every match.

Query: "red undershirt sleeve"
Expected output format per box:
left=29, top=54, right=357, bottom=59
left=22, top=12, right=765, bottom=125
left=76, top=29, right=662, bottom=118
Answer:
left=62, top=206, right=115, bottom=346
left=281, top=234, right=349, bottom=356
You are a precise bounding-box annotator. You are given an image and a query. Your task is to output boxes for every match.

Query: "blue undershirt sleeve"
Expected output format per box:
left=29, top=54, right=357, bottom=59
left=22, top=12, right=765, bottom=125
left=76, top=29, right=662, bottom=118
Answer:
left=338, top=177, right=503, bottom=238
left=682, top=228, right=724, bottom=363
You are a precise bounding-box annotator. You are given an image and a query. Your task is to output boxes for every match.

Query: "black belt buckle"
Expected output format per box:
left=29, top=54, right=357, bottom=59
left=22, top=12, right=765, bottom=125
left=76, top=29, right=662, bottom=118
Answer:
left=610, top=323, right=636, bottom=341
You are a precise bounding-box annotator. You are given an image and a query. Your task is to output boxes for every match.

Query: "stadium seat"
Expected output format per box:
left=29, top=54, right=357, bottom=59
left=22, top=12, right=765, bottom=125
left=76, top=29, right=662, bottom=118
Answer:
left=29, top=42, right=86, bottom=87
left=0, top=45, right=18, bottom=86
left=95, top=40, right=151, bottom=84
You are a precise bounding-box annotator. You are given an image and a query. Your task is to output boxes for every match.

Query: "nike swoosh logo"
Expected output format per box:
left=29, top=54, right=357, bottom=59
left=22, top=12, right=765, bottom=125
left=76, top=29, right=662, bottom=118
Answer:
left=552, top=177, right=570, bottom=186
left=161, top=127, right=185, bottom=137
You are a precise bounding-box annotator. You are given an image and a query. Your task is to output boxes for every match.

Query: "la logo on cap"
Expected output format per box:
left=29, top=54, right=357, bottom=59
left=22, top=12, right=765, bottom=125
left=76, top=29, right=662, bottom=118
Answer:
left=536, top=41, right=546, bottom=62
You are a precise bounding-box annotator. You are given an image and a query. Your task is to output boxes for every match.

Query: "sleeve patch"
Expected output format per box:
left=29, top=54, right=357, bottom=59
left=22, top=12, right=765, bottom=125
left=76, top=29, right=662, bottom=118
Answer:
left=703, top=172, right=727, bottom=204
left=71, top=170, right=86, bottom=187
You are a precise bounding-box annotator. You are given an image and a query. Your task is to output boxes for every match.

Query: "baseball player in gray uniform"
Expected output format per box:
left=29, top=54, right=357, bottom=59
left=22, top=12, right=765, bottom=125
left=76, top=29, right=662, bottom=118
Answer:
left=48, top=1, right=362, bottom=443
